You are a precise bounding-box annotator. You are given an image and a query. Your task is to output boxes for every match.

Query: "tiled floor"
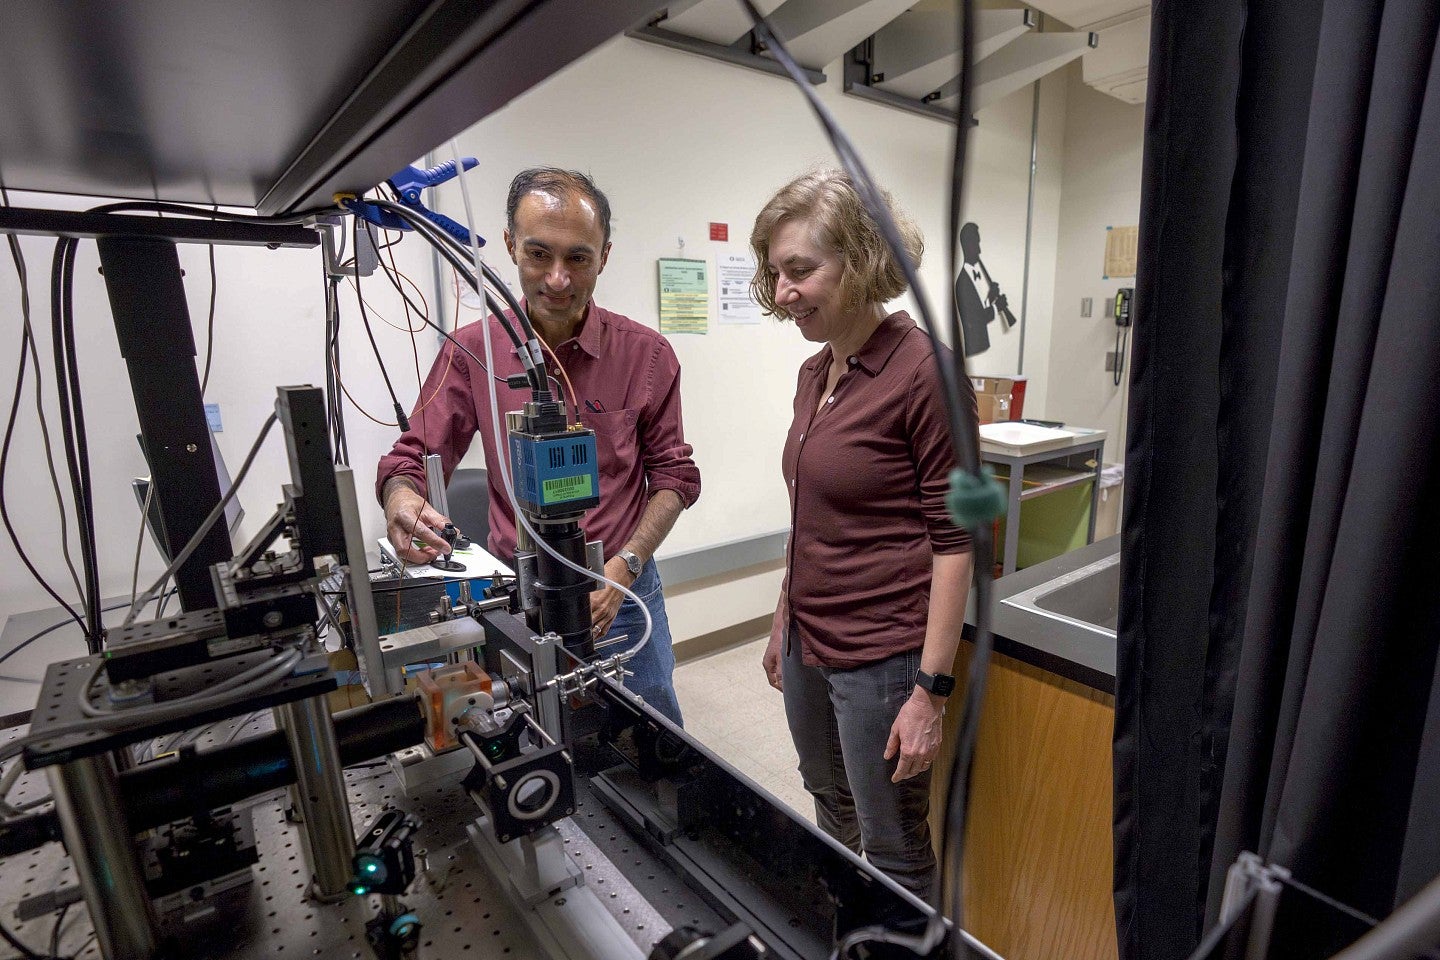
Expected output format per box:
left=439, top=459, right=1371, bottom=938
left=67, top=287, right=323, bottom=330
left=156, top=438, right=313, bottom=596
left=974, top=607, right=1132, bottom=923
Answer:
left=672, top=635, right=815, bottom=823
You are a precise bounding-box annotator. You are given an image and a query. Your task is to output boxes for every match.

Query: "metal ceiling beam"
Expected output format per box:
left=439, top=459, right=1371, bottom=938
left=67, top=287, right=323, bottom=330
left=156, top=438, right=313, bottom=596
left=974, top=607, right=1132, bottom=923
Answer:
left=765, top=0, right=916, bottom=69
left=0, top=206, right=319, bottom=246
left=261, top=0, right=666, bottom=213
left=871, top=8, right=1034, bottom=101
left=626, top=24, right=827, bottom=85
left=934, top=30, right=1098, bottom=111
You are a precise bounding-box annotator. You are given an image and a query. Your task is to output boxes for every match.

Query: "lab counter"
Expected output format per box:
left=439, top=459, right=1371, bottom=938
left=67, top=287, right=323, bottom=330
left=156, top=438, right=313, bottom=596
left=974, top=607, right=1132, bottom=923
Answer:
left=964, top=534, right=1119, bottom=694
left=943, top=535, right=1120, bottom=960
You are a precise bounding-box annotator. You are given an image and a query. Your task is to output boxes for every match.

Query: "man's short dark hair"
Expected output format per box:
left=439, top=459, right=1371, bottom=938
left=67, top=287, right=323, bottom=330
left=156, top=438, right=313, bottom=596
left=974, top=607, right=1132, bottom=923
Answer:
left=506, top=168, right=612, bottom=245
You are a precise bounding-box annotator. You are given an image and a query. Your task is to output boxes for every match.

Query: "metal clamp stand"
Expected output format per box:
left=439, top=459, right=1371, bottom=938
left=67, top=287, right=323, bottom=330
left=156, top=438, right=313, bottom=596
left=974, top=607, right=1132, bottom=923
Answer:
left=350, top=812, right=423, bottom=960
left=276, top=694, right=356, bottom=901
left=465, top=816, right=645, bottom=960
left=46, top=753, right=160, bottom=960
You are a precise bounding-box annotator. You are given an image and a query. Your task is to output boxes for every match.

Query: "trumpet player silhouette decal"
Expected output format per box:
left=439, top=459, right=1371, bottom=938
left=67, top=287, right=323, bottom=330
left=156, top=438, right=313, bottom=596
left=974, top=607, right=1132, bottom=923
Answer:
left=955, top=222, right=1017, bottom=357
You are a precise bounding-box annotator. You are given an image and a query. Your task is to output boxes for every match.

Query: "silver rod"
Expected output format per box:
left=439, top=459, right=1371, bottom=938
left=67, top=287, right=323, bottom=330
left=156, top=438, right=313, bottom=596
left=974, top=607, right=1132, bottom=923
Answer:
left=334, top=465, right=394, bottom=696
left=523, top=712, right=557, bottom=746
left=276, top=695, right=355, bottom=902
left=591, top=632, right=631, bottom=651
left=424, top=149, right=450, bottom=346
left=47, top=754, right=159, bottom=960
left=1017, top=11, right=1044, bottom=376
left=424, top=453, right=449, bottom=517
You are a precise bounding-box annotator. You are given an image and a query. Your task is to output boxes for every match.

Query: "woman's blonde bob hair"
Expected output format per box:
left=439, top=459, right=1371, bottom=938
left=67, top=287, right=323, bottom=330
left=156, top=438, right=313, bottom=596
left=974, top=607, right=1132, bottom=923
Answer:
left=749, top=169, right=923, bottom=318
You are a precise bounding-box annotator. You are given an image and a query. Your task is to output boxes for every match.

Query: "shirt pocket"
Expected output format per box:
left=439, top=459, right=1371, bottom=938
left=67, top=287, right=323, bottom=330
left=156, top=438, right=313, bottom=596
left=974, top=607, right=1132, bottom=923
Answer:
left=581, top=409, right=639, bottom=479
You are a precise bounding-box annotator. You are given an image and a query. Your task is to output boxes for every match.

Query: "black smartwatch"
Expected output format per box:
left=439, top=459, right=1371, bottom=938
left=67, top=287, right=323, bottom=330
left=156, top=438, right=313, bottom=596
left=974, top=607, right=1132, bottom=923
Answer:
left=915, top=670, right=956, bottom=698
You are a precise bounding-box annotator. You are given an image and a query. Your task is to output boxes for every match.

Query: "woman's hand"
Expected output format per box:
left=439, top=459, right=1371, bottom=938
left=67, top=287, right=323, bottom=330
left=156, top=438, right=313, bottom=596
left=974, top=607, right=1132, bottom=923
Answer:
left=763, top=591, right=787, bottom=691
left=885, top=689, right=945, bottom=782
left=762, top=628, right=784, bottom=691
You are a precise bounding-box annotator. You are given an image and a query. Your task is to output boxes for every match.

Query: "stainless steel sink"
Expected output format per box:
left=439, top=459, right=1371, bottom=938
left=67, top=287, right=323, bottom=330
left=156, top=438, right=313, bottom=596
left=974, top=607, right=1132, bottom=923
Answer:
left=1000, top=553, right=1120, bottom=640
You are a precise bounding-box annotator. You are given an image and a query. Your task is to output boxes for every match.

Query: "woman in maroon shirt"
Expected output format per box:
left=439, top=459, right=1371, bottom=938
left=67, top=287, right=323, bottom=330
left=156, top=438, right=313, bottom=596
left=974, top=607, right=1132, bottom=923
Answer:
left=751, top=170, right=975, bottom=897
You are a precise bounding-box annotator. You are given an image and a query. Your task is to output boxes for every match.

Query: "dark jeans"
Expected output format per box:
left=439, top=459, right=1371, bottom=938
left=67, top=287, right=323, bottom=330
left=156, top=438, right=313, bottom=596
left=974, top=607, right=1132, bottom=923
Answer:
left=781, top=630, right=934, bottom=896
left=603, top=558, right=683, bottom=726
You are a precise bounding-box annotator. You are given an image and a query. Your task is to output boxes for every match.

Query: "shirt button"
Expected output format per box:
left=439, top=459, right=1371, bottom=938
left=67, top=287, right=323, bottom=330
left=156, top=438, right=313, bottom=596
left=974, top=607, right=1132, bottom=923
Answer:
left=799, top=433, right=804, bottom=441
left=790, top=479, right=795, bottom=486
left=571, top=344, right=579, bottom=351
left=827, top=396, right=835, bottom=404
left=848, top=356, right=857, bottom=366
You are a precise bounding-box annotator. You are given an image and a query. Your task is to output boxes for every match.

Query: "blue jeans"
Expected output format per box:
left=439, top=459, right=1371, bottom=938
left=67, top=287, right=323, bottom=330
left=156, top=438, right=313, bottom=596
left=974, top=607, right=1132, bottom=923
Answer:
left=602, top=558, right=683, bottom=727
left=781, top=632, right=934, bottom=896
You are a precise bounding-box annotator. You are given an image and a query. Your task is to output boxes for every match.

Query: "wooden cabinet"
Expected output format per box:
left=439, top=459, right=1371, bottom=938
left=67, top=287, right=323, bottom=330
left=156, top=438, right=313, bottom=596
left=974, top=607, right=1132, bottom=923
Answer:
left=931, top=646, right=1117, bottom=960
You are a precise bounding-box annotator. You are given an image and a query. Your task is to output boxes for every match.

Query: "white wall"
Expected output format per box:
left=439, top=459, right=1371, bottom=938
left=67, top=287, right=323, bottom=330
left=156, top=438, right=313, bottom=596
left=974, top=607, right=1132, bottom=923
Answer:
left=433, top=34, right=1063, bottom=639
left=1042, top=61, right=1145, bottom=457
left=0, top=192, right=438, bottom=618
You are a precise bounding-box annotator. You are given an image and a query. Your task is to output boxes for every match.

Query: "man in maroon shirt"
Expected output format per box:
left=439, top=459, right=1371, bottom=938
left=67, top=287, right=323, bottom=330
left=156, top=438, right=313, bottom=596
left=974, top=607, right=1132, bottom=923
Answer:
left=376, top=168, right=700, bottom=725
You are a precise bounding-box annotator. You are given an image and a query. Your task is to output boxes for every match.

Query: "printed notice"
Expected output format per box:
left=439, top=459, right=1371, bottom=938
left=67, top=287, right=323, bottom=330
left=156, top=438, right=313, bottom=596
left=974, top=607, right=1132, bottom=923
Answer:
left=1103, top=225, right=1139, bottom=278
left=716, top=250, right=761, bottom=325
left=658, top=258, right=708, bottom=334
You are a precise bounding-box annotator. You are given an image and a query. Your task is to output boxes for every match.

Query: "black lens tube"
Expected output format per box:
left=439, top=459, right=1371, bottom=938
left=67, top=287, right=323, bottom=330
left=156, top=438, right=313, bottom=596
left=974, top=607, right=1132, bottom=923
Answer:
left=533, top=519, right=595, bottom=657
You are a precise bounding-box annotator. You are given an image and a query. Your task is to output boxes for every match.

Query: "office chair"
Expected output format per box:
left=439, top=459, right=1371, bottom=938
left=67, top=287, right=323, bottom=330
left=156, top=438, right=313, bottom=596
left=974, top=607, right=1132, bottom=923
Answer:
left=445, top=467, right=490, bottom=551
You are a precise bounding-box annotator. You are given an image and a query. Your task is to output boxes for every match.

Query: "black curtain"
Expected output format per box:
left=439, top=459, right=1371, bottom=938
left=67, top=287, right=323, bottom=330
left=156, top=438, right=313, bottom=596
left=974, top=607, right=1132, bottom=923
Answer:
left=1115, top=2, right=1440, bottom=959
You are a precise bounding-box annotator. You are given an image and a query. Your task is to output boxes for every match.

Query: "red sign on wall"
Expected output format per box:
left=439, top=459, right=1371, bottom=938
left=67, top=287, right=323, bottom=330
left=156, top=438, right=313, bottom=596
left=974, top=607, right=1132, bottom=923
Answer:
left=709, top=222, right=728, bottom=242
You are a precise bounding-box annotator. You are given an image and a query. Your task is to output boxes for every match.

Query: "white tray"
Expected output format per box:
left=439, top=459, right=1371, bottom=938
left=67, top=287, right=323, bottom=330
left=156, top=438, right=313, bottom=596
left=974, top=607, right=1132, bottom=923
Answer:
left=979, top=422, right=1081, bottom=456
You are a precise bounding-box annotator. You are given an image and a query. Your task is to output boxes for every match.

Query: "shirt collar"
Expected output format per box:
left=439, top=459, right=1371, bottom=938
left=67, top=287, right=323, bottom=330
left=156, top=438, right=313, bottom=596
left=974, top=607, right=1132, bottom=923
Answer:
left=516, top=300, right=605, bottom=359
left=852, top=310, right=916, bottom=375
left=800, top=310, right=916, bottom=377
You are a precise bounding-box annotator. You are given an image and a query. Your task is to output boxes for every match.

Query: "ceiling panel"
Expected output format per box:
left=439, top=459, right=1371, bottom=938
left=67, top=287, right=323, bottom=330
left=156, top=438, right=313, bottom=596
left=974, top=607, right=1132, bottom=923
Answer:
left=873, top=8, right=1032, bottom=100
left=1024, top=0, right=1148, bottom=29
left=659, top=0, right=786, bottom=46
left=767, top=0, right=917, bottom=69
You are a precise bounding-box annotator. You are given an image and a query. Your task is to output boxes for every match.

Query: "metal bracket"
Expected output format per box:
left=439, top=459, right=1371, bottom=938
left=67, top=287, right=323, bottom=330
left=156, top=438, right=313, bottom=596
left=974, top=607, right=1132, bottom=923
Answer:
left=466, top=818, right=646, bottom=959
left=516, top=542, right=604, bottom=610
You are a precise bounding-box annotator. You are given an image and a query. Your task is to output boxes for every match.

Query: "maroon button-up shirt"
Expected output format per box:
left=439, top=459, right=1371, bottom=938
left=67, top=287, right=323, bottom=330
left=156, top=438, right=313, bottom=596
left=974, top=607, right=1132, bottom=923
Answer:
left=781, top=311, right=973, bottom=669
left=376, top=302, right=701, bottom=561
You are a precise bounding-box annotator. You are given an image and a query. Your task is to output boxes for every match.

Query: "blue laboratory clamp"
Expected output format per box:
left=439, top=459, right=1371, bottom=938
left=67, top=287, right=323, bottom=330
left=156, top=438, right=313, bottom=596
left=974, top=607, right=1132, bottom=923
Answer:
left=338, top=157, right=485, bottom=248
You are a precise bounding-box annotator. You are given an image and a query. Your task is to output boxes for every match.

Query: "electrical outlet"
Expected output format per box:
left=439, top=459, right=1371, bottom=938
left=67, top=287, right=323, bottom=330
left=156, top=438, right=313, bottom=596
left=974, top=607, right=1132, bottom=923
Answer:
left=1080, top=297, right=1093, bottom=317
left=1105, top=351, right=1122, bottom=372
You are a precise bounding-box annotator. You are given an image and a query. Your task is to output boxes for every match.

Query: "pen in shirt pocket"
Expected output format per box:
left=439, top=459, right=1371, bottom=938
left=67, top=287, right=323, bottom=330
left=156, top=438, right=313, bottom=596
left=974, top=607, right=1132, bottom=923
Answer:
left=584, top=399, right=607, bottom=413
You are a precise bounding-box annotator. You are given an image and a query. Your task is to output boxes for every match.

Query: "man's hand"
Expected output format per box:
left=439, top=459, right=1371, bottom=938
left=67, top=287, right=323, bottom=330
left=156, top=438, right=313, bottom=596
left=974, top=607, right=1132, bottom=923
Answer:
left=884, top=689, right=945, bottom=783
left=383, top=483, right=450, bottom=564
left=995, top=292, right=1009, bottom=312
left=589, top=555, right=634, bottom=641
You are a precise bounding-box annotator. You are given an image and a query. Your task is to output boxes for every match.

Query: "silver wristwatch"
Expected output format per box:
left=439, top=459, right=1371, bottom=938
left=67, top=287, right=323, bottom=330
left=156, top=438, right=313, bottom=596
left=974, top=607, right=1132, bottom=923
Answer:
left=617, top=549, right=643, bottom=579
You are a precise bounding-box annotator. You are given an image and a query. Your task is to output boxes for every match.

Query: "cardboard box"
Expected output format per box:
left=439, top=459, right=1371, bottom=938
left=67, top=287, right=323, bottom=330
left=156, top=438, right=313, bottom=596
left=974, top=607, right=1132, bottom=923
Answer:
left=971, top=376, right=1015, bottom=424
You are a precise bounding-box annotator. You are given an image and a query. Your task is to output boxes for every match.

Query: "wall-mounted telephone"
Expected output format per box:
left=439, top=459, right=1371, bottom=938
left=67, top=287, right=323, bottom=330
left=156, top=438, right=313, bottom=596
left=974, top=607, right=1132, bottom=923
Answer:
left=1114, top=287, right=1133, bottom=327
left=1112, top=287, right=1133, bottom=385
